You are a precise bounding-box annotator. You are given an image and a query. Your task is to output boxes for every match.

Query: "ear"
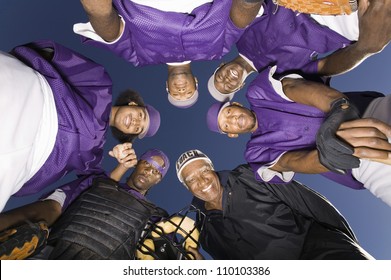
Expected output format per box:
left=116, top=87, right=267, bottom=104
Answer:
left=228, top=133, right=239, bottom=138
left=165, top=81, right=170, bottom=93
left=128, top=101, right=138, bottom=106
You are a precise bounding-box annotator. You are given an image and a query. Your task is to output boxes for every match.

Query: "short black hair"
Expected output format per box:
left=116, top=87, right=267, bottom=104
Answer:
left=111, top=89, right=146, bottom=143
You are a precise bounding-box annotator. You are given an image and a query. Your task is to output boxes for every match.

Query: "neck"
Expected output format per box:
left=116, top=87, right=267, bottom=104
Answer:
left=250, top=111, right=258, bottom=133
left=234, top=55, right=256, bottom=73
left=167, top=63, right=192, bottom=76
left=204, top=186, right=224, bottom=211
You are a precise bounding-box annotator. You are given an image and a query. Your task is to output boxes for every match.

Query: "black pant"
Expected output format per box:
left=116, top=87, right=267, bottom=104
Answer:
left=300, top=222, right=373, bottom=260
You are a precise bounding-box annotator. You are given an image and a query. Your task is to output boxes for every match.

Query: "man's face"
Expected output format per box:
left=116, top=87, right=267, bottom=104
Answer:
left=214, top=62, right=245, bottom=94
left=167, top=73, right=197, bottom=101
left=217, top=104, right=256, bottom=135
left=181, top=160, right=221, bottom=203
left=128, top=156, right=164, bottom=194
left=112, top=104, right=148, bottom=135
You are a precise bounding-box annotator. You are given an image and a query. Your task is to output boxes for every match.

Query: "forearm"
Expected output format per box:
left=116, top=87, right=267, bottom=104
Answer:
left=271, top=150, right=329, bottom=173
left=0, top=200, right=61, bottom=231
left=318, top=0, right=391, bottom=76
left=230, top=0, right=263, bottom=29
left=110, top=164, right=129, bottom=182
left=282, top=78, right=346, bottom=112
left=317, top=43, right=371, bottom=76
left=80, top=0, right=122, bottom=42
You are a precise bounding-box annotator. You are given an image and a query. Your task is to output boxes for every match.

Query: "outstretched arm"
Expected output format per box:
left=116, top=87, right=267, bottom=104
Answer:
left=0, top=200, right=61, bottom=232
left=80, top=0, right=123, bottom=42
left=271, top=150, right=329, bottom=173
left=317, top=0, right=391, bottom=76
left=271, top=77, right=354, bottom=174
left=281, top=77, right=346, bottom=112
left=230, top=0, right=263, bottom=28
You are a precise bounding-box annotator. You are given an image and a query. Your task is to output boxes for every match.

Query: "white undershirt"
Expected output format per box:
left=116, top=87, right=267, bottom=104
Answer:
left=310, top=11, right=359, bottom=41
left=130, top=0, right=212, bottom=13
left=166, top=61, right=191, bottom=66
left=0, top=52, right=58, bottom=211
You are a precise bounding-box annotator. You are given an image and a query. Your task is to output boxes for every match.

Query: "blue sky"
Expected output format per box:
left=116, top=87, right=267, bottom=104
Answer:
left=1, top=0, right=390, bottom=259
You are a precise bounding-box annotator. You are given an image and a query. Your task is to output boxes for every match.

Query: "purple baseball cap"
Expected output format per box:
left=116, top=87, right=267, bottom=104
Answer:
left=206, top=102, right=230, bottom=134
left=140, top=149, right=170, bottom=178
left=138, top=104, right=161, bottom=139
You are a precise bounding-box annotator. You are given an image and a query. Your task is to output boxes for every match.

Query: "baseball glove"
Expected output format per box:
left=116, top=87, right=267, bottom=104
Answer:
left=316, top=98, right=361, bottom=174
left=273, top=0, right=358, bottom=15
left=0, top=221, right=49, bottom=260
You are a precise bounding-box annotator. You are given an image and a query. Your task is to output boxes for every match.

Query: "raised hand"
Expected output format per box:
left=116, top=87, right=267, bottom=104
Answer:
left=337, top=118, right=391, bottom=164
left=356, top=0, right=391, bottom=54
left=109, top=142, right=137, bottom=168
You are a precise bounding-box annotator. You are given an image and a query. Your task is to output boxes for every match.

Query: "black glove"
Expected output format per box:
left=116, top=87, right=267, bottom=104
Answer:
left=316, top=98, right=360, bottom=174
left=0, top=221, right=49, bottom=260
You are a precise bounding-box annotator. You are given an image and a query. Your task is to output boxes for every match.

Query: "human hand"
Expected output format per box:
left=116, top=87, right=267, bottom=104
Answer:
left=356, top=0, right=391, bottom=54
left=109, top=142, right=137, bottom=168
left=316, top=98, right=361, bottom=174
left=187, top=246, right=205, bottom=260
left=80, top=0, right=114, bottom=17
left=337, top=118, right=391, bottom=164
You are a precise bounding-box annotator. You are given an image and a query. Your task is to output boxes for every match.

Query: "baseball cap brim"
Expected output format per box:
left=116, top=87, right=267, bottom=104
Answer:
left=138, top=105, right=160, bottom=139
left=138, top=110, right=150, bottom=139
left=168, top=89, right=199, bottom=108
left=206, top=102, right=230, bottom=134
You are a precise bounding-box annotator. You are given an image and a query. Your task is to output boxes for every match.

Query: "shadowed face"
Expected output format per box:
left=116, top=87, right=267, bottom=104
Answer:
left=217, top=104, right=256, bottom=135
left=128, top=155, right=164, bottom=194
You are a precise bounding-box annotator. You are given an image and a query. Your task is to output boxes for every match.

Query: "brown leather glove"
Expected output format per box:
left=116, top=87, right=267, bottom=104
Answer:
left=273, top=0, right=358, bottom=15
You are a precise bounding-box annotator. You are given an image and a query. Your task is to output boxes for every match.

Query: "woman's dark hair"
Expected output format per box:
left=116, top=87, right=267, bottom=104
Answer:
left=110, top=89, right=146, bottom=143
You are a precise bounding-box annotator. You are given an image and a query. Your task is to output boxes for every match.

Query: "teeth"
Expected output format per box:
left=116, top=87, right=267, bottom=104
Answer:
left=230, top=69, right=238, bottom=78
left=126, top=116, right=131, bottom=128
left=202, top=185, right=212, bottom=192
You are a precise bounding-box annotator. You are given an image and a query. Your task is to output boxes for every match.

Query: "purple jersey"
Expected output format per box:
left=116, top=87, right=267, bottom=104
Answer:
left=80, top=0, right=244, bottom=66
left=11, top=41, right=112, bottom=205
left=237, top=1, right=352, bottom=74
left=244, top=68, right=364, bottom=190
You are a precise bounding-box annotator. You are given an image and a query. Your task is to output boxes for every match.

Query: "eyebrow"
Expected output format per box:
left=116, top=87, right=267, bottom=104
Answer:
left=184, top=166, right=209, bottom=182
left=140, top=109, right=146, bottom=134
